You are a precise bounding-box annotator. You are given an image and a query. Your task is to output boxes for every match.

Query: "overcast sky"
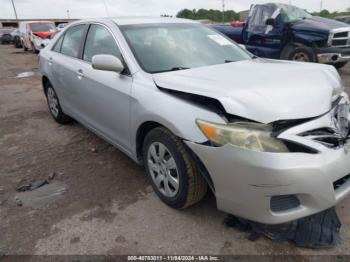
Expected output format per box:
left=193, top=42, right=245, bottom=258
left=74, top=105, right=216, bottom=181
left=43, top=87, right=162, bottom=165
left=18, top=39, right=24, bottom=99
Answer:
left=0, top=0, right=349, bottom=19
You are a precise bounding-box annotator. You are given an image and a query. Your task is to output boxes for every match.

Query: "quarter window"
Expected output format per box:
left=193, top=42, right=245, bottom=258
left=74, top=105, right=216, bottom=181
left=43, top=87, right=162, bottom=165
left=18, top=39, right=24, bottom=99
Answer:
left=83, top=24, right=122, bottom=63
left=61, top=25, right=85, bottom=58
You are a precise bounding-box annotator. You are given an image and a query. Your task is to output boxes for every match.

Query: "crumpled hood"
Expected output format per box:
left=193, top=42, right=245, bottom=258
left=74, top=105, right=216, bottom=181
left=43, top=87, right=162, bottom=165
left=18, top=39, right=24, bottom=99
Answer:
left=291, top=16, right=350, bottom=33
left=32, top=31, right=54, bottom=39
left=153, top=59, right=342, bottom=123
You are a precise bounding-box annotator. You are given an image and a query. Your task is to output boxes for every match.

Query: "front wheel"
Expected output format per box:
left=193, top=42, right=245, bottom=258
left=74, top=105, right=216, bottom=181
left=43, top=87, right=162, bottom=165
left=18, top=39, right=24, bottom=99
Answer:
left=143, top=127, right=207, bottom=209
left=281, top=45, right=316, bottom=63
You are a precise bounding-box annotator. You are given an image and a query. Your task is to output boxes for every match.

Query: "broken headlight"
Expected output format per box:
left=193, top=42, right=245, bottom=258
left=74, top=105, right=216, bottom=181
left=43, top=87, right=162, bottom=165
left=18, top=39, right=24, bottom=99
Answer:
left=196, top=120, right=289, bottom=152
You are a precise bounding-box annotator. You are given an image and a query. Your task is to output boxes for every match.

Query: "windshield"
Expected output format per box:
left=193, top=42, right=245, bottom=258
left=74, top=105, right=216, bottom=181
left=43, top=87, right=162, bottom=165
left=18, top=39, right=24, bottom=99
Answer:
left=120, top=23, right=252, bottom=73
left=30, top=23, right=55, bottom=32
left=280, top=5, right=311, bottom=22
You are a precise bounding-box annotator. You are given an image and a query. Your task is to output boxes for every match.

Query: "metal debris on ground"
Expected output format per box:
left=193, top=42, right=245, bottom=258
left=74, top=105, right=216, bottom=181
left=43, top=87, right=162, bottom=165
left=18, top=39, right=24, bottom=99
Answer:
left=224, top=208, right=341, bottom=249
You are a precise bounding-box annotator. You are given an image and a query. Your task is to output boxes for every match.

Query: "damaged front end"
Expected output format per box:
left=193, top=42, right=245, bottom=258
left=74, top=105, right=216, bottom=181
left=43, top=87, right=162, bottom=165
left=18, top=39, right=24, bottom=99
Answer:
left=177, top=91, right=350, bottom=225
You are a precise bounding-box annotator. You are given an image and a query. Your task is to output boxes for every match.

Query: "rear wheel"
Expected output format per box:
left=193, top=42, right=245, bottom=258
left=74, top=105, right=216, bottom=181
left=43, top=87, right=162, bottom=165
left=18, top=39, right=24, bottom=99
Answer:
left=143, top=127, right=207, bottom=209
left=281, top=45, right=316, bottom=63
left=45, top=82, right=72, bottom=124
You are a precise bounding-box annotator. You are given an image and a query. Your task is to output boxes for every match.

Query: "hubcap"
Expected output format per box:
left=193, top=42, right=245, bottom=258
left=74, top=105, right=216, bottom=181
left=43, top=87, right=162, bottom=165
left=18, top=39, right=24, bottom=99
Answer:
left=147, top=142, right=179, bottom=198
left=292, top=52, right=310, bottom=62
left=47, top=87, right=59, bottom=117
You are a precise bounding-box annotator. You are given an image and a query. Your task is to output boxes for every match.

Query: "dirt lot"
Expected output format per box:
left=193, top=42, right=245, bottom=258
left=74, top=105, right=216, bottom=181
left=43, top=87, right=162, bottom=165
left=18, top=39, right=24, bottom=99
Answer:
left=1, top=44, right=350, bottom=256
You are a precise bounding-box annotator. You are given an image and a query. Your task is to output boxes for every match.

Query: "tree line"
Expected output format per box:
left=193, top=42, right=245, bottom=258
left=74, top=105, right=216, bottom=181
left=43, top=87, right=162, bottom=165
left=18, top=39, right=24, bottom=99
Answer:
left=176, top=9, right=239, bottom=23
left=176, top=8, right=350, bottom=22
left=312, top=8, right=350, bottom=19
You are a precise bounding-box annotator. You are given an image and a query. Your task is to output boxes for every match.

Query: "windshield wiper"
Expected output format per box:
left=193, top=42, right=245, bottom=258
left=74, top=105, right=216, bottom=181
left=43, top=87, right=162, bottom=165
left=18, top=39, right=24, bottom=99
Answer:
left=169, top=67, right=190, bottom=71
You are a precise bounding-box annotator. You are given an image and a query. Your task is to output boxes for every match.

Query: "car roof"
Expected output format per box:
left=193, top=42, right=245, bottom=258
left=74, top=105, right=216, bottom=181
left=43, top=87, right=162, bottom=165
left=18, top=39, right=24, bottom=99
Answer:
left=112, top=17, right=197, bottom=25
left=73, top=17, right=197, bottom=26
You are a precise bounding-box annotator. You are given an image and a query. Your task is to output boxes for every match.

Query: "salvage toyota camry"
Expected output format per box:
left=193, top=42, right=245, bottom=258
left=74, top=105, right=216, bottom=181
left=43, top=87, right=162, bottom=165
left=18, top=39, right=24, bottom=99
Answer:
left=39, top=17, right=350, bottom=224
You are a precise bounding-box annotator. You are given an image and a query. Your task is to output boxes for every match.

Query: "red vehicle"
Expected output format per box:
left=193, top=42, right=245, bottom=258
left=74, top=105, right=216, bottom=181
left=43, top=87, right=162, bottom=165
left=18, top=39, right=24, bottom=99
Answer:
left=230, top=21, right=245, bottom=27
left=19, top=21, right=56, bottom=53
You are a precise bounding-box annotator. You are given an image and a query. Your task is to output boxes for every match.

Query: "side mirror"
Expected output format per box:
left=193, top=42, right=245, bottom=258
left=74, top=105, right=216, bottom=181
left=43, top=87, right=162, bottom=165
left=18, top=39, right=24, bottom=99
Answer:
left=265, top=18, right=276, bottom=27
left=92, top=54, right=124, bottom=73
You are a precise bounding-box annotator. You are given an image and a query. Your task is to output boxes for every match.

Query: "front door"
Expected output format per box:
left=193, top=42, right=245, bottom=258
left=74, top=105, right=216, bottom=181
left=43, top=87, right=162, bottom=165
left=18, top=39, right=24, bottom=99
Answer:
left=74, top=24, right=133, bottom=152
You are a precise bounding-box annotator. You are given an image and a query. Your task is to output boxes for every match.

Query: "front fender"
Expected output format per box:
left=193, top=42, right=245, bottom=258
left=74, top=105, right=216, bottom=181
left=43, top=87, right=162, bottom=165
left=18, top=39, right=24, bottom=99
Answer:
left=291, top=29, right=329, bottom=47
left=130, top=73, right=225, bottom=155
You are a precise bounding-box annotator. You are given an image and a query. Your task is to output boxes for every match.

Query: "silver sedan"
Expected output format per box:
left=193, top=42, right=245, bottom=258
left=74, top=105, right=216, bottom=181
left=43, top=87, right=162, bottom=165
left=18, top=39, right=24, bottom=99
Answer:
left=39, top=17, right=350, bottom=224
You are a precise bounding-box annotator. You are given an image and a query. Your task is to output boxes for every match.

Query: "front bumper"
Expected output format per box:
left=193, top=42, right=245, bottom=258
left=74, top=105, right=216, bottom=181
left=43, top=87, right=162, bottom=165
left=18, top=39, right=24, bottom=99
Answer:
left=316, top=46, right=350, bottom=64
left=186, top=140, right=350, bottom=224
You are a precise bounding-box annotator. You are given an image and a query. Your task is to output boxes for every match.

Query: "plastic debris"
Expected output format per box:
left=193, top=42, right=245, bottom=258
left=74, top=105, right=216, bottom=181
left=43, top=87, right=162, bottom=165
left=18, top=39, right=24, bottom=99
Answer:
left=15, top=71, right=35, bottom=78
left=14, top=182, right=66, bottom=209
left=224, top=208, right=341, bottom=249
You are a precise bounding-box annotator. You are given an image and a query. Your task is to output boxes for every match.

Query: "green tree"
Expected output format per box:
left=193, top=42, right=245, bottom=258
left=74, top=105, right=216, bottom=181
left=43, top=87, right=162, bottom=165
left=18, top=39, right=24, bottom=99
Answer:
left=176, top=8, right=239, bottom=23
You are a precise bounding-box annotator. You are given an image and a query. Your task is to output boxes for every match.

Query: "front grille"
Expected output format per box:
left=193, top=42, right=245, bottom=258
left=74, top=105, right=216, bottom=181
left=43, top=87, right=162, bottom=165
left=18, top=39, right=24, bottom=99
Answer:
left=334, top=32, right=349, bottom=38
left=331, top=30, right=350, bottom=47
left=299, top=128, right=343, bottom=148
left=270, top=195, right=300, bottom=212
left=333, top=174, right=350, bottom=191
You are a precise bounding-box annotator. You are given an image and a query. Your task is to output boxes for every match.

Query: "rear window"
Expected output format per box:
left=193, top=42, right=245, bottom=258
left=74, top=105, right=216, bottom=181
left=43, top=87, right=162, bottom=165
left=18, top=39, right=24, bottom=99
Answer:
left=30, top=24, right=55, bottom=32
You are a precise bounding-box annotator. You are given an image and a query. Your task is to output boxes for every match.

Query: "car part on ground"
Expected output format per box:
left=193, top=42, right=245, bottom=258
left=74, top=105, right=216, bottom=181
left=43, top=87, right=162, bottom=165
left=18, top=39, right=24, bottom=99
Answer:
left=225, top=208, right=341, bottom=249
left=39, top=17, right=350, bottom=225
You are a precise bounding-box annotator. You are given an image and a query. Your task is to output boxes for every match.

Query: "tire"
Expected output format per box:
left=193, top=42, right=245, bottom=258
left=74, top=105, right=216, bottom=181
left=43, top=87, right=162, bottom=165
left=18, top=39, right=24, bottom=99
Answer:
left=32, top=46, right=39, bottom=54
left=281, top=45, right=316, bottom=63
left=45, top=82, right=73, bottom=124
left=143, top=127, right=207, bottom=209
left=14, top=39, right=21, bottom=48
left=334, top=62, right=347, bottom=69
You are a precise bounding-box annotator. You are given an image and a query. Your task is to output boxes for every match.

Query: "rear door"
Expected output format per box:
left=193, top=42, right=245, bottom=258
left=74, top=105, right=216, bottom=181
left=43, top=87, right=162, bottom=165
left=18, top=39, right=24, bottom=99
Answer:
left=48, top=24, right=88, bottom=117
left=73, top=23, right=133, bottom=151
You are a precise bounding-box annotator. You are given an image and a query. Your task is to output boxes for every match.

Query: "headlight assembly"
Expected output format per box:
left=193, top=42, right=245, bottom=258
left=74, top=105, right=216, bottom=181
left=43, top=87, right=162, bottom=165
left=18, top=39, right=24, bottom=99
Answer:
left=196, top=119, right=289, bottom=152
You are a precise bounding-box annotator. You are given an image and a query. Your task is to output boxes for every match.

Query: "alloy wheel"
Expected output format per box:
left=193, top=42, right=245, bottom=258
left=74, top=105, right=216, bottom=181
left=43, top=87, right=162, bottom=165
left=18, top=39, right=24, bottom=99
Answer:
left=292, top=52, right=310, bottom=62
left=47, top=87, right=59, bottom=118
left=147, top=142, right=179, bottom=198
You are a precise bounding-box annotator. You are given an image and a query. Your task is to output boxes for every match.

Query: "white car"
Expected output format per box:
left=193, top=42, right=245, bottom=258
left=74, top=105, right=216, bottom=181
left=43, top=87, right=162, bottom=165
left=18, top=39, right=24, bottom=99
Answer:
left=39, top=17, right=350, bottom=224
left=19, top=21, right=56, bottom=53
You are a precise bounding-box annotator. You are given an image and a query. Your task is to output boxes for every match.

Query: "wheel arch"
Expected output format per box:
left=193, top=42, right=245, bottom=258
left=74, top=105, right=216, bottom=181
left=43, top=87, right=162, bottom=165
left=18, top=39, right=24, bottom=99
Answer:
left=42, top=75, right=50, bottom=94
left=135, top=120, right=215, bottom=193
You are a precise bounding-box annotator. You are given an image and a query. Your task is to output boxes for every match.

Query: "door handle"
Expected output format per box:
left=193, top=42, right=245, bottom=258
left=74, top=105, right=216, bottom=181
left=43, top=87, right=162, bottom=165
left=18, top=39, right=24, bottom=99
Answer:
left=48, top=57, right=53, bottom=65
left=77, top=69, right=84, bottom=79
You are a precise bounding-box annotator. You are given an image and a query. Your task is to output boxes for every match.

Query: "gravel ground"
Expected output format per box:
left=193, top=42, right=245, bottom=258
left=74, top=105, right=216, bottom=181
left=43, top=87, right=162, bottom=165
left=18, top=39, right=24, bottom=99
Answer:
left=1, top=44, right=350, bottom=256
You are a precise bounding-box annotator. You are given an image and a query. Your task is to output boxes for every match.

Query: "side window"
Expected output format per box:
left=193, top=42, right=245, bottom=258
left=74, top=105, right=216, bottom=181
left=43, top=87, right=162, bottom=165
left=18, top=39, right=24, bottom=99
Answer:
left=61, top=25, right=85, bottom=58
left=83, top=24, right=122, bottom=63
left=52, top=34, right=64, bottom=53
